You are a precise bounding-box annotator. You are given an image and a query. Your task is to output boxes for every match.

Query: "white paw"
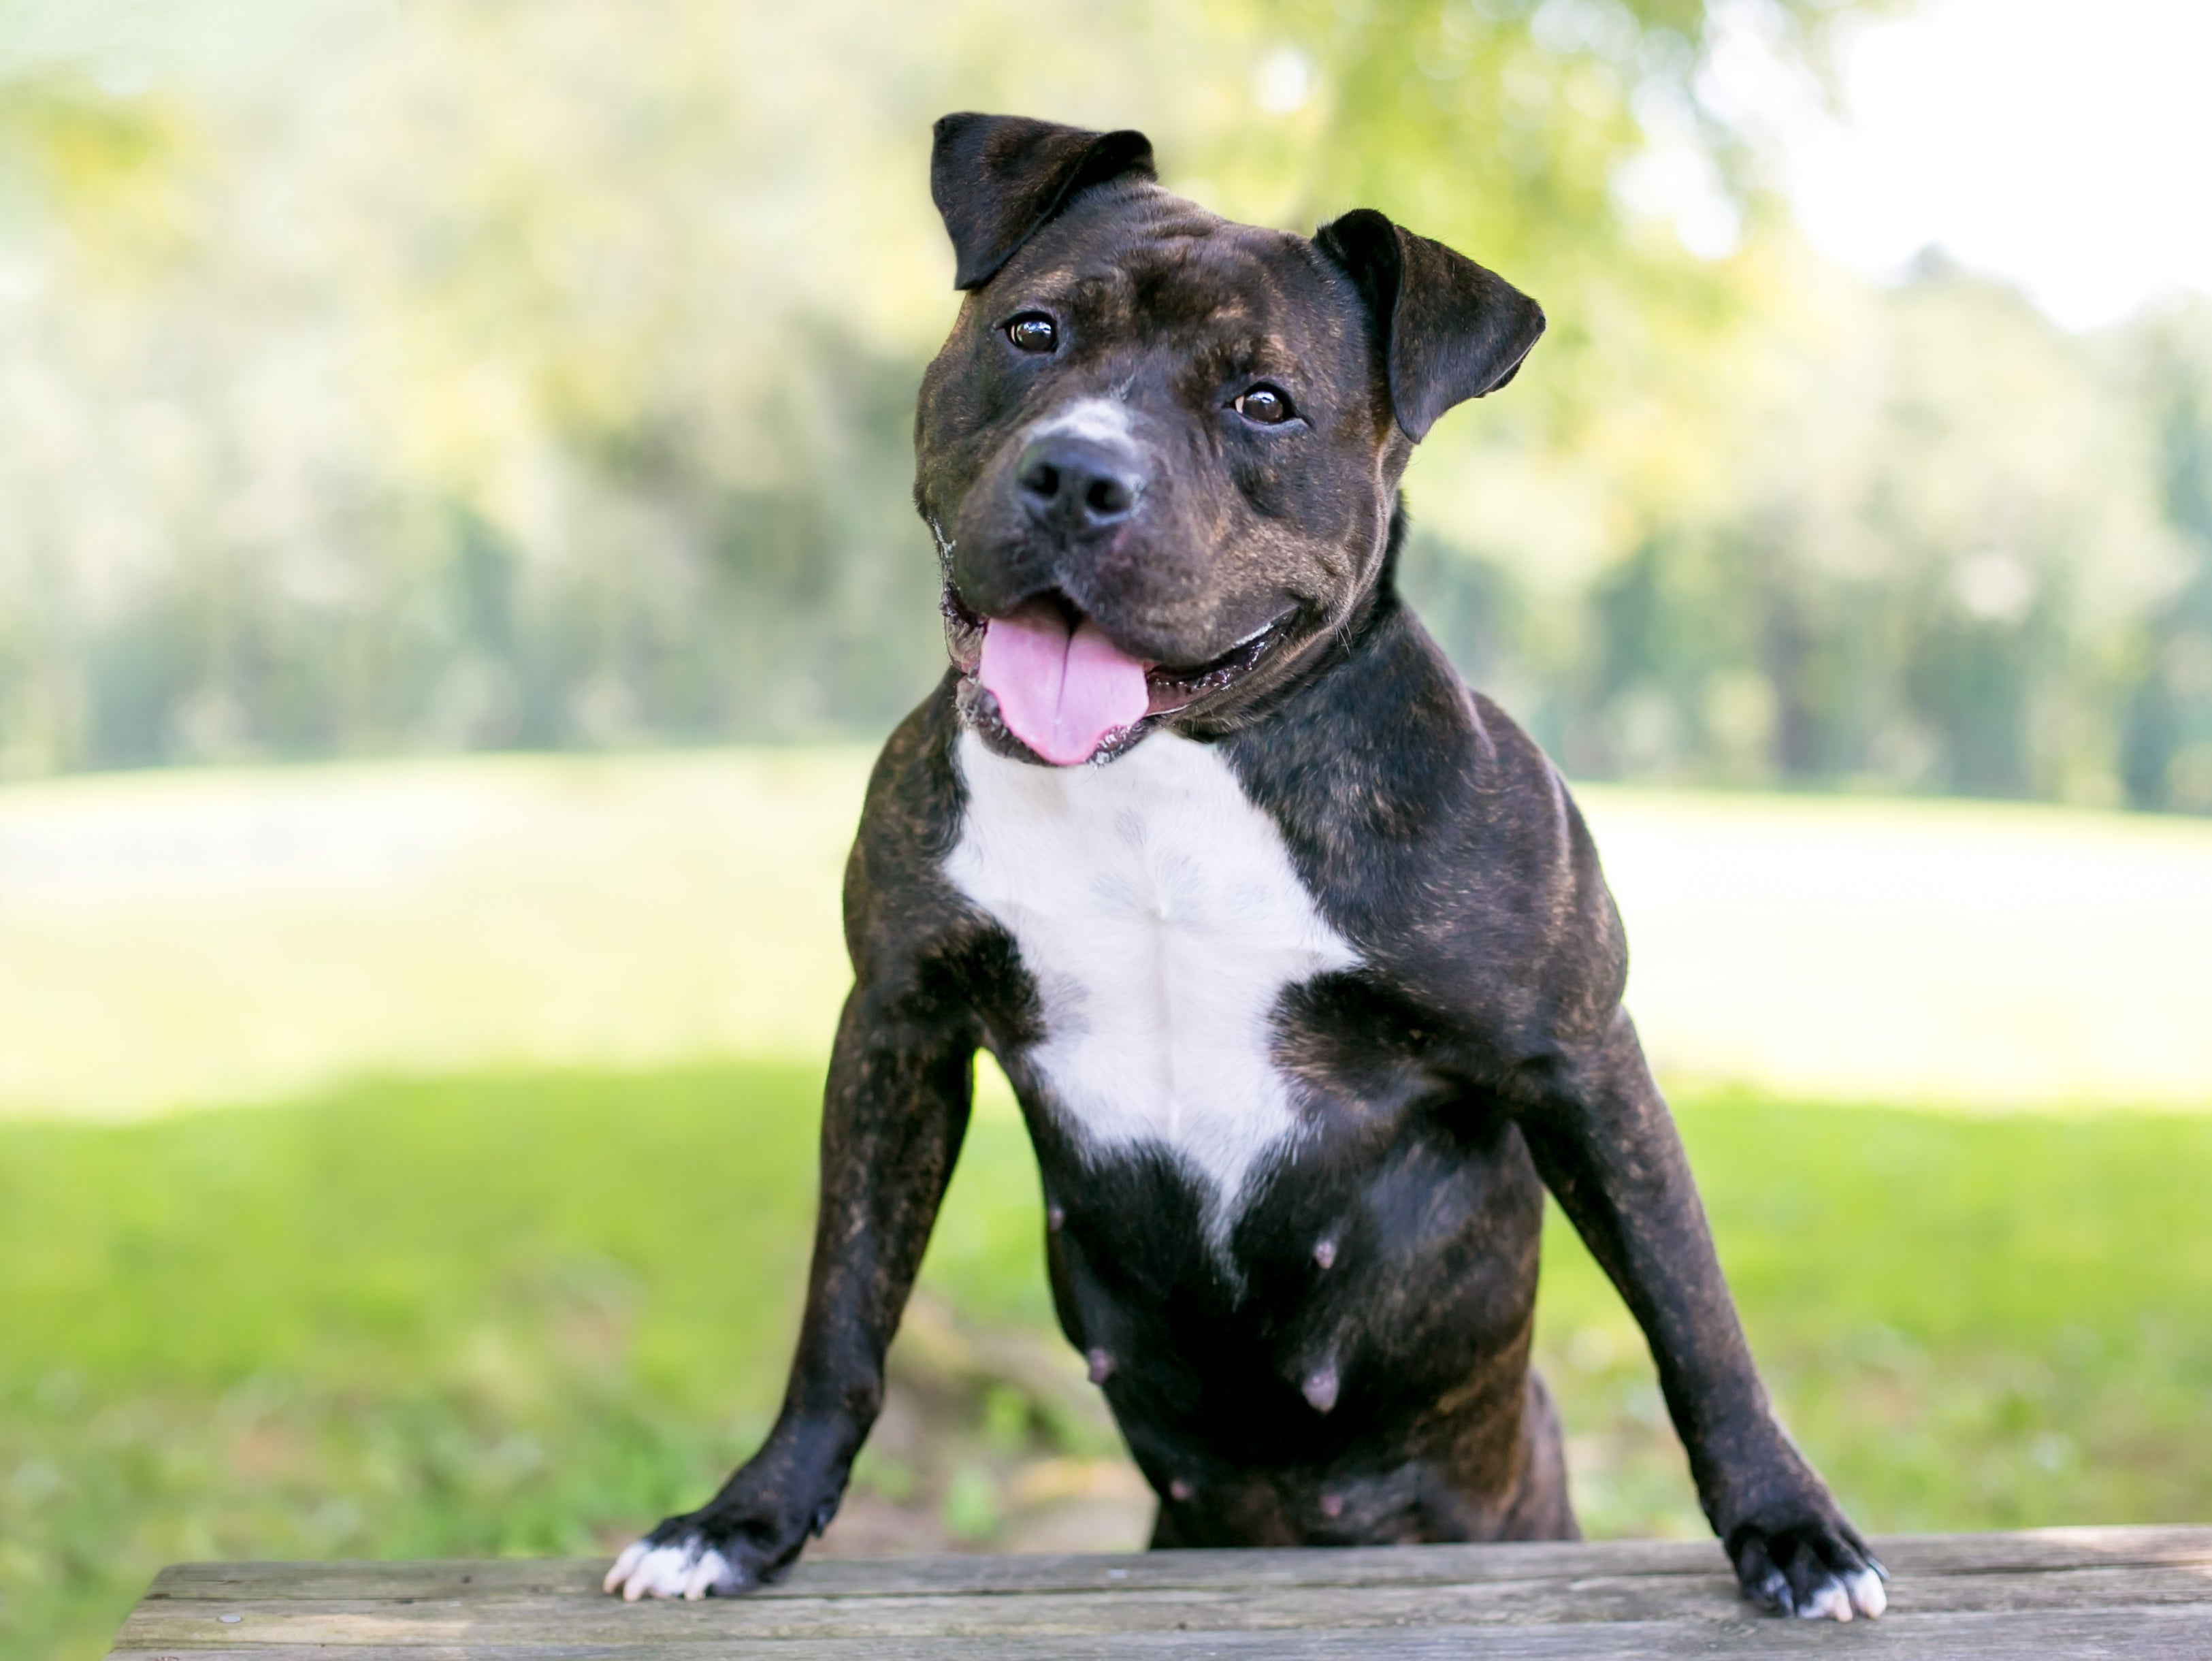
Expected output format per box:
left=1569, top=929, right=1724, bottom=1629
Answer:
left=1847, top=1566, right=1887, bottom=1618
left=1795, top=1578, right=1853, bottom=1621
left=603, top=1535, right=738, bottom=1600
left=1791, top=1566, right=1887, bottom=1622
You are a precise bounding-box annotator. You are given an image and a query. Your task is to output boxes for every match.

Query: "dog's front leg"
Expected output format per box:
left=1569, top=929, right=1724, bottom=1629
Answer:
left=1518, top=1009, right=1886, bottom=1622
left=606, top=985, right=974, bottom=1599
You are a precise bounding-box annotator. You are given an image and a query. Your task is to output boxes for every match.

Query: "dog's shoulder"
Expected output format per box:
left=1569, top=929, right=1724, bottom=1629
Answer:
left=1229, top=598, right=1628, bottom=1049
left=842, top=673, right=1014, bottom=1007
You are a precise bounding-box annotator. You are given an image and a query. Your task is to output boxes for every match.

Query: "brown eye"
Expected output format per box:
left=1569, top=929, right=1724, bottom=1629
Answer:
left=1005, top=313, right=1059, bottom=353
left=1234, top=384, right=1295, bottom=425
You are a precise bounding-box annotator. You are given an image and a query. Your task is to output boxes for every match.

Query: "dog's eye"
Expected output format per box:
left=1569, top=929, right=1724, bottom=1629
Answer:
left=1234, top=385, right=1295, bottom=425
left=1005, top=314, right=1059, bottom=354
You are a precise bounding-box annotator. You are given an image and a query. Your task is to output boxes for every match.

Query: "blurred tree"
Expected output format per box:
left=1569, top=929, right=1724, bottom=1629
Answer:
left=1599, top=259, right=2181, bottom=801
left=2120, top=303, right=2212, bottom=812
left=2, top=0, right=2208, bottom=816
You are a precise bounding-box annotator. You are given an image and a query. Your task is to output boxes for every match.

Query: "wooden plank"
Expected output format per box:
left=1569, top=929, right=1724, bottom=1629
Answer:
left=100, top=1602, right=2212, bottom=1659
left=110, top=1564, right=2212, bottom=1647
left=112, top=1528, right=2212, bottom=1660
left=142, top=1543, right=1723, bottom=1602
left=137, top=1525, right=2212, bottom=1604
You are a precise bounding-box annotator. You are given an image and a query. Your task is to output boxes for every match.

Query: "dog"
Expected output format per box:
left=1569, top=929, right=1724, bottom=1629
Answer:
left=606, top=112, right=1886, bottom=1623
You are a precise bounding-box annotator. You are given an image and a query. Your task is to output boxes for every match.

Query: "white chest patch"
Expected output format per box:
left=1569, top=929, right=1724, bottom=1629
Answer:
left=947, top=728, right=1359, bottom=1227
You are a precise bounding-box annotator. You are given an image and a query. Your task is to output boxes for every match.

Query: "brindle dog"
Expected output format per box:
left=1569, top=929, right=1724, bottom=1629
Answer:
left=606, top=112, right=1886, bottom=1623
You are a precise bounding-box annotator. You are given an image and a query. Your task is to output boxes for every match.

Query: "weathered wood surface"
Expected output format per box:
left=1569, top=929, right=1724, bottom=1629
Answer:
left=110, top=1526, right=2212, bottom=1659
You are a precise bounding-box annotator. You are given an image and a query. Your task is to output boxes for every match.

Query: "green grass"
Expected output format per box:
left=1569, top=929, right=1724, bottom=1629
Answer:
left=5, top=753, right=2210, bottom=1120
left=4, top=752, right=2209, bottom=1657
left=5, top=1069, right=2209, bottom=1661
left=1535, top=1095, right=2212, bottom=1541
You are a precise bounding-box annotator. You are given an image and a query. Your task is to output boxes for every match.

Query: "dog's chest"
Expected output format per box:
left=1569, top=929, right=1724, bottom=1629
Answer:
left=947, top=730, right=1359, bottom=1218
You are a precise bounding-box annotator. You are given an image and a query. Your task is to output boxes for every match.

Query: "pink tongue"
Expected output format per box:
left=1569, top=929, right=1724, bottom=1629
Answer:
left=978, top=607, right=1151, bottom=765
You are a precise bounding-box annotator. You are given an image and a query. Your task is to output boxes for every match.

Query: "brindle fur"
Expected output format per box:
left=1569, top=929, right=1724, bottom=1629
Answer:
left=613, top=113, right=1881, bottom=1621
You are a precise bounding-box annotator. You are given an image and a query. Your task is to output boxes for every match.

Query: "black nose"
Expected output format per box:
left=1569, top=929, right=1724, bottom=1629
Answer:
left=1015, top=436, right=1144, bottom=534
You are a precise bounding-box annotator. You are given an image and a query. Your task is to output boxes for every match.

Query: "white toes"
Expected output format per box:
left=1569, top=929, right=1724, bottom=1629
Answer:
left=1796, top=1578, right=1854, bottom=1622
left=1847, top=1567, right=1888, bottom=1618
left=614, top=1540, right=700, bottom=1601
left=682, top=1550, right=734, bottom=1600
left=603, top=1541, right=648, bottom=1596
left=606, top=1534, right=747, bottom=1602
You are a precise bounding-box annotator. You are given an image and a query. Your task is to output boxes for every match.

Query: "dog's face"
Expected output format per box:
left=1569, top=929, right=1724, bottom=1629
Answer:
left=918, top=188, right=1384, bottom=760
left=915, top=115, right=1545, bottom=766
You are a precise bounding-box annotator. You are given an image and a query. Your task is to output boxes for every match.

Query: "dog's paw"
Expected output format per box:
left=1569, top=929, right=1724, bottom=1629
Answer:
left=602, top=1524, right=755, bottom=1602
left=1728, top=1513, right=1887, bottom=1622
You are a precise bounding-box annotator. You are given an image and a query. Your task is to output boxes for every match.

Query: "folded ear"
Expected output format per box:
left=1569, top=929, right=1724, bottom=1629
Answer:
left=1314, top=208, right=1546, bottom=442
left=930, top=113, right=1156, bottom=291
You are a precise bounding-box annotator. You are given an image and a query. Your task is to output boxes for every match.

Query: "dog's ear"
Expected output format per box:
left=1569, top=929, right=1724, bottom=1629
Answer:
left=1314, top=208, right=1545, bottom=442
left=931, top=113, right=1156, bottom=291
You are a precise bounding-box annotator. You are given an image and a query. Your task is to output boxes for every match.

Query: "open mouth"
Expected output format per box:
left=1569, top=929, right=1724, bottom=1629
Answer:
left=943, top=587, right=1296, bottom=766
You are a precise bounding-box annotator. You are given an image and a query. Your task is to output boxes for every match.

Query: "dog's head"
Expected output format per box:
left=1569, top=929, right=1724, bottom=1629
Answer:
left=915, top=113, right=1544, bottom=767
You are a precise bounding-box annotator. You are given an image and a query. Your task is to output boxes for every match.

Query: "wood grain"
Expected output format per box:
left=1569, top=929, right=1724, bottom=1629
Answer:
left=110, top=1526, right=2212, bottom=1660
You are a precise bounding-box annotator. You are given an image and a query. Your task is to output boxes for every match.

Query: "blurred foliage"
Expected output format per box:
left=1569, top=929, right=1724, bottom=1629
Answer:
left=6, top=1067, right=2210, bottom=1660
left=2, top=0, right=2211, bottom=807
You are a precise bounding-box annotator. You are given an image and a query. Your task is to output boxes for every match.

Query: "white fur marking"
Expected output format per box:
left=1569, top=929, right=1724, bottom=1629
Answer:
left=1846, top=1568, right=1886, bottom=1618
left=1797, top=1579, right=1853, bottom=1622
left=1028, top=396, right=1135, bottom=447
left=682, top=1549, right=734, bottom=1600
left=605, top=1536, right=734, bottom=1601
left=948, top=730, right=1357, bottom=1233
left=605, top=1540, right=648, bottom=1594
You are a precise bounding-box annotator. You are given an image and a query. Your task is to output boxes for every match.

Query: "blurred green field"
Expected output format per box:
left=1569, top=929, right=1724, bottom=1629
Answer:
left=6, top=1069, right=2210, bottom=1661
left=2, top=752, right=2209, bottom=1660
left=5, top=752, right=2210, bottom=1118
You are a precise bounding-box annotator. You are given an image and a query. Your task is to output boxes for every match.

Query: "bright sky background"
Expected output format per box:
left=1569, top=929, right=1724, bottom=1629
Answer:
left=1774, top=0, right=2212, bottom=331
